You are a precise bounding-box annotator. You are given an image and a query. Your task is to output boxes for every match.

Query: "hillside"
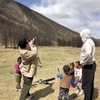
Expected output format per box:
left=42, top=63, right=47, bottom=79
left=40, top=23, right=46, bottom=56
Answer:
left=0, top=0, right=99, bottom=48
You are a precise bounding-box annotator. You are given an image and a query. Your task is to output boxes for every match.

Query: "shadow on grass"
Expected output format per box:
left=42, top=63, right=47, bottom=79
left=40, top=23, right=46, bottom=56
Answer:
left=30, top=82, right=54, bottom=100
left=69, top=87, right=99, bottom=100
left=70, top=93, right=77, bottom=100
left=93, top=87, right=99, bottom=100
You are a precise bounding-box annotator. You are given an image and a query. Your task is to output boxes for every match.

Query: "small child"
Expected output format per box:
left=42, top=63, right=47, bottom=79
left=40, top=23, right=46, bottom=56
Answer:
left=57, top=65, right=72, bottom=100
left=15, top=57, right=22, bottom=92
left=69, top=62, right=75, bottom=88
left=75, top=61, right=83, bottom=95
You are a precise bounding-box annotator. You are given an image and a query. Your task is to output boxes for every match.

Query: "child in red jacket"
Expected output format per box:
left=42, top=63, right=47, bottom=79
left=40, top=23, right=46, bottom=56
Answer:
left=15, top=57, right=22, bottom=92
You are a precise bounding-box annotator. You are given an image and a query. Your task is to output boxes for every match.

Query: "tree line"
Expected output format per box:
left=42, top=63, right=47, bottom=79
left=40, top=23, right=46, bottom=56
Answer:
left=0, top=16, right=100, bottom=48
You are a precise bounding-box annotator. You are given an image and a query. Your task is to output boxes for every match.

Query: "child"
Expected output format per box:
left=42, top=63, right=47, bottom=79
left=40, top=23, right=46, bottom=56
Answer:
left=57, top=65, right=72, bottom=100
left=75, top=61, right=83, bottom=95
left=69, top=62, right=75, bottom=88
left=15, top=57, right=22, bottom=92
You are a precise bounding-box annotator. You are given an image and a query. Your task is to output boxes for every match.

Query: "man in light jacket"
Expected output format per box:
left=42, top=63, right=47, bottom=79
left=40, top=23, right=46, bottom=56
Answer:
left=18, top=38, right=38, bottom=100
left=80, top=29, right=96, bottom=100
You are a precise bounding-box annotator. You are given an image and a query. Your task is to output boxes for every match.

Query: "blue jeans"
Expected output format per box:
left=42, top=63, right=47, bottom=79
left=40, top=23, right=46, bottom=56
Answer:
left=58, top=87, right=69, bottom=100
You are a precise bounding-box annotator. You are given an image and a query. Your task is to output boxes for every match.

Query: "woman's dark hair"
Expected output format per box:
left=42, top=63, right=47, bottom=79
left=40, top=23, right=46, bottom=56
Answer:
left=18, top=38, right=28, bottom=49
left=75, top=61, right=81, bottom=66
left=63, top=65, right=70, bottom=75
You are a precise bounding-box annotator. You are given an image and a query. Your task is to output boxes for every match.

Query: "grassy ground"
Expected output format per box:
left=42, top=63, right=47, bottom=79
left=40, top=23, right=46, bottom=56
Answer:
left=0, top=46, right=100, bottom=100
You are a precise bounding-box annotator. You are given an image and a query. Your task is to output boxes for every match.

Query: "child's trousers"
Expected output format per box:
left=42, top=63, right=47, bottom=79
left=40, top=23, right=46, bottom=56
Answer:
left=58, top=87, right=69, bottom=100
left=77, top=82, right=82, bottom=91
left=15, top=74, right=22, bottom=89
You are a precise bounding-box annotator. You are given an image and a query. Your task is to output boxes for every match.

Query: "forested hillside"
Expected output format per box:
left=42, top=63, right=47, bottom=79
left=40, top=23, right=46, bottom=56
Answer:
left=0, top=0, right=100, bottom=48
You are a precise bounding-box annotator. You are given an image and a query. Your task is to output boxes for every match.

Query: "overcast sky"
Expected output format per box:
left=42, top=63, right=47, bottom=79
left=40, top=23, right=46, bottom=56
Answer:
left=15, top=0, right=100, bottom=39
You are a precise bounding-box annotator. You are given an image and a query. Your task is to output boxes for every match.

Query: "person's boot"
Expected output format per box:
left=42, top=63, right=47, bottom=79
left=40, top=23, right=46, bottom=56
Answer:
left=58, top=97, right=62, bottom=100
left=64, top=97, right=69, bottom=100
left=26, top=93, right=34, bottom=99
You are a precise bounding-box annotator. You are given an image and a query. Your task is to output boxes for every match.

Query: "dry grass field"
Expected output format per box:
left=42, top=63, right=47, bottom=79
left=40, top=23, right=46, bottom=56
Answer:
left=0, top=46, right=100, bottom=100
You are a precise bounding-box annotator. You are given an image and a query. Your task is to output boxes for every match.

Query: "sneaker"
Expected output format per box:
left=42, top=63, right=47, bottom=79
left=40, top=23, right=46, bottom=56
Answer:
left=15, top=88, right=18, bottom=91
left=79, top=90, right=83, bottom=95
left=75, top=90, right=79, bottom=93
left=26, top=94, right=34, bottom=99
left=17, top=89, right=22, bottom=92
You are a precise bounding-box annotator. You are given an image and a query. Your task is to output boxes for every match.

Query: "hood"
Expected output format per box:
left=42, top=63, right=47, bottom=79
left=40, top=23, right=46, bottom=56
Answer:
left=80, top=29, right=91, bottom=42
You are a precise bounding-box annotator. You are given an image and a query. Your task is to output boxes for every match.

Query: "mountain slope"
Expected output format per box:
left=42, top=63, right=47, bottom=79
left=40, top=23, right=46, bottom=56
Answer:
left=0, top=0, right=99, bottom=47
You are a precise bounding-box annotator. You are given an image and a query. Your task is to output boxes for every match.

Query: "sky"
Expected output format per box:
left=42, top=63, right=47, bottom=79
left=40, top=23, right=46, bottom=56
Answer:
left=14, top=0, right=100, bottom=39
